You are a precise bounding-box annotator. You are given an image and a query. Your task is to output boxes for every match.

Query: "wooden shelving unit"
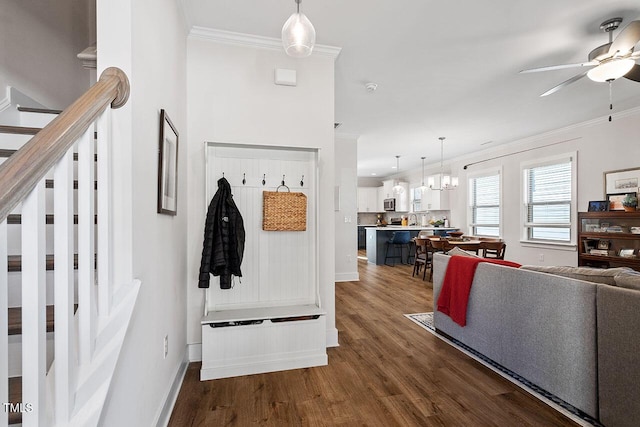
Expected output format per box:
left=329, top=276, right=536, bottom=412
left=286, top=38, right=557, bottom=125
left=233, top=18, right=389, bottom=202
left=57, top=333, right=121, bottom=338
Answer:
left=578, top=211, right=640, bottom=272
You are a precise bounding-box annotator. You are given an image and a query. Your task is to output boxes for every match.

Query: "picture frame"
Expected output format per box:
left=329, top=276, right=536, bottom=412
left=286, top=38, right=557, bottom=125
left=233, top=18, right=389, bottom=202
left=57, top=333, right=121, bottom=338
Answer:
left=597, top=240, right=610, bottom=250
left=604, top=167, right=640, bottom=196
left=606, top=192, right=636, bottom=211
left=158, top=109, right=179, bottom=215
left=588, top=200, right=609, bottom=212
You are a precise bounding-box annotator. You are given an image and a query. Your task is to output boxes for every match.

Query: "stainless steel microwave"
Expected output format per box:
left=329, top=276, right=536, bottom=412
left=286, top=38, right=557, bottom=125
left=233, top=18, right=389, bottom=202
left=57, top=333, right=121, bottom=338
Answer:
left=383, top=198, right=396, bottom=211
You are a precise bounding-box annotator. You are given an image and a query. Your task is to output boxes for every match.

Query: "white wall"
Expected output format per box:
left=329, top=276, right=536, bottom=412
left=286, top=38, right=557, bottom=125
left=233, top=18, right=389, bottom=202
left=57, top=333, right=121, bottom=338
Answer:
left=335, top=135, right=358, bottom=282
left=97, top=0, right=189, bottom=425
left=186, top=38, right=338, bottom=352
left=0, top=0, right=94, bottom=108
left=447, top=108, right=640, bottom=266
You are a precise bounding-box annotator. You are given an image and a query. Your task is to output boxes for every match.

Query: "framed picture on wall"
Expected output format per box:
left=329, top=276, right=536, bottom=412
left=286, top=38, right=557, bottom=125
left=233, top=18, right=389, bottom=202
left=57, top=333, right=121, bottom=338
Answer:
left=604, top=167, right=640, bottom=196
left=158, top=109, right=179, bottom=215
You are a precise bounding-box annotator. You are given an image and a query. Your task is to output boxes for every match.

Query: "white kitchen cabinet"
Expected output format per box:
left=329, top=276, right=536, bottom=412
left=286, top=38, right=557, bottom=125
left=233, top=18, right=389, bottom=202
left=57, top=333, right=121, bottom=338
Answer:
left=357, top=187, right=379, bottom=212
left=381, top=180, right=409, bottom=212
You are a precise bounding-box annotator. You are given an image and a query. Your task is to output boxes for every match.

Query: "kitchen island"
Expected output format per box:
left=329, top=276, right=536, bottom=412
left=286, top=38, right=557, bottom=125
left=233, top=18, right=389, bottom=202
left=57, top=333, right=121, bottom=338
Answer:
left=365, top=226, right=459, bottom=265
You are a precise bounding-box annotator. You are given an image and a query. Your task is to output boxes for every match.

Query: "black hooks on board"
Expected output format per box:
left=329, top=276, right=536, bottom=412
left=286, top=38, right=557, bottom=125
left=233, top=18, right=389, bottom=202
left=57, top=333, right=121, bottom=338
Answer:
left=219, top=172, right=305, bottom=187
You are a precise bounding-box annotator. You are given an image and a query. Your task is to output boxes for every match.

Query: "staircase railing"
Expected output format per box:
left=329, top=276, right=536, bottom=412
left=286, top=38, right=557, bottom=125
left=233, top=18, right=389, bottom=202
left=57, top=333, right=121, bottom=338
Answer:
left=0, top=67, right=130, bottom=426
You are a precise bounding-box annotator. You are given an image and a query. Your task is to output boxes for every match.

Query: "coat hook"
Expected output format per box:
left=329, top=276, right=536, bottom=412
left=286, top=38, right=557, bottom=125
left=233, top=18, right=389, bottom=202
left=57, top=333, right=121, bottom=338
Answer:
left=282, top=175, right=286, bottom=186
left=222, top=172, right=225, bottom=178
left=242, top=173, right=246, bottom=185
left=262, top=174, right=266, bottom=186
left=300, top=175, right=304, bottom=186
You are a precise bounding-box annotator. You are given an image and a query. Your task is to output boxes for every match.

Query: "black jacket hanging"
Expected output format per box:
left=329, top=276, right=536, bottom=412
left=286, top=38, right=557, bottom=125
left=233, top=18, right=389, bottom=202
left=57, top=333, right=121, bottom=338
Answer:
left=198, top=177, right=245, bottom=289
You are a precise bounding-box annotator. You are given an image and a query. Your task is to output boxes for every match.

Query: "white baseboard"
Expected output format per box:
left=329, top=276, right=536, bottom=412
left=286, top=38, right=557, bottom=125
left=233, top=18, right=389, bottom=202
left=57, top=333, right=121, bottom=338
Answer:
left=154, top=349, right=189, bottom=427
left=335, top=272, right=359, bottom=282
left=326, top=327, right=339, bottom=347
left=188, top=343, right=202, bottom=362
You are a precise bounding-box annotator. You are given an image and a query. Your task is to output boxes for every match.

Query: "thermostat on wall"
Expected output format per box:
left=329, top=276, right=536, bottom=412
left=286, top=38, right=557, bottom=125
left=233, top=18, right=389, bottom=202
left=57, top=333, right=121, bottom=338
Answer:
left=274, top=68, right=297, bottom=86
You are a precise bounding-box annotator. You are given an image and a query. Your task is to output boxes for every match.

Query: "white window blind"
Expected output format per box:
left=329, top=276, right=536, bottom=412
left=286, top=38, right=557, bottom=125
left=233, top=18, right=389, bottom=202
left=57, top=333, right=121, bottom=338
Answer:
left=469, top=173, right=500, bottom=236
left=523, top=158, right=572, bottom=242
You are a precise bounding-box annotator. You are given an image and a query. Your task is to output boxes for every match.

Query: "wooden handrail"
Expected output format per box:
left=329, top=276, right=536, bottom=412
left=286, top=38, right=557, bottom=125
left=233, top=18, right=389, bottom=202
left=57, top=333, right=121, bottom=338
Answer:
left=0, top=67, right=129, bottom=222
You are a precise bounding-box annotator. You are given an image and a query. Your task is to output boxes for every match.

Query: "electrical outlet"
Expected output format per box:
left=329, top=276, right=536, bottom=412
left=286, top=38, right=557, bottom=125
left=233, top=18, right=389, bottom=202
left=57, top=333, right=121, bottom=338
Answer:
left=538, top=254, right=544, bottom=262
left=164, top=335, right=168, bottom=359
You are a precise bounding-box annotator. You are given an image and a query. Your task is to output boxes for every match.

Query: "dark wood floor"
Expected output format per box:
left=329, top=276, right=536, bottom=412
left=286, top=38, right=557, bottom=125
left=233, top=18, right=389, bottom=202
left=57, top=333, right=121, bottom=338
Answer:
left=169, top=255, right=578, bottom=426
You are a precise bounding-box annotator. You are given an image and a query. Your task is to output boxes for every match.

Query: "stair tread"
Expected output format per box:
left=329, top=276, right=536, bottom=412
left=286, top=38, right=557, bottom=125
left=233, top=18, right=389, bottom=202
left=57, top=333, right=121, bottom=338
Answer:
left=0, top=149, right=95, bottom=161
left=7, top=253, right=79, bottom=272
left=0, top=125, right=41, bottom=135
left=17, top=106, right=62, bottom=115
left=7, top=306, right=55, bottom=335
left=6, top=214, right=97, bottom=225
left=8, top=376, right=21, bottom=424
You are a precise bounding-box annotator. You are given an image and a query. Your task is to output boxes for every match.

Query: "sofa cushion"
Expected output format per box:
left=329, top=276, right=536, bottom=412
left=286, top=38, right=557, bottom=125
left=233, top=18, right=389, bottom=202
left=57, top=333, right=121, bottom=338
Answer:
left=614, top=270, right=640, bottom=291
left=446, top=246, right=480, bottom=258
left=519, top=265, right=632, bottom=285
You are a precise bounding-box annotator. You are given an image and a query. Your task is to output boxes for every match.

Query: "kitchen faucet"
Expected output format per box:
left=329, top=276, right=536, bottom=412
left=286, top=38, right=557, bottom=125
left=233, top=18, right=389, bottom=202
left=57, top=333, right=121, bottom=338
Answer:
left=409, top=214, right=417, bottom=226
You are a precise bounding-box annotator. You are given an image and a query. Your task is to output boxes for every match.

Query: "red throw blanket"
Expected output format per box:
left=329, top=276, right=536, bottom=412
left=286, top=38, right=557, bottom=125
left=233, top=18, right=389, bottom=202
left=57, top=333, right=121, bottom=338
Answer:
left=437, top=256, right=521, bottom=326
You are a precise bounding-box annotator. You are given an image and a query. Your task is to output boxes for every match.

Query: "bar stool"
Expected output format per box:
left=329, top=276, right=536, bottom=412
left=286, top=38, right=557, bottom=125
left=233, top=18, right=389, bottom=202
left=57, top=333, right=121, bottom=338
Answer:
left=384, top=231, right=411, bottom=266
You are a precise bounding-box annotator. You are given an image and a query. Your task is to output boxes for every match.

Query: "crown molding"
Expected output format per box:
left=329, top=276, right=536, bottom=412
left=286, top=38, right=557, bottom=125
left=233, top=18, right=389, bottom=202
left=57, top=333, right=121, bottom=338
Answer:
left=189, top=27, right=342, bottom=60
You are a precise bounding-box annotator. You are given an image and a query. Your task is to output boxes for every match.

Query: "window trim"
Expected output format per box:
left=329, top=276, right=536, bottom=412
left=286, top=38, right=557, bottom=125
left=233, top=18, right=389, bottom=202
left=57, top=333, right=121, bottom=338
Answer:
left=468, top=166, right=502, bottom=238
left=520, top=151, right=577, bottom=247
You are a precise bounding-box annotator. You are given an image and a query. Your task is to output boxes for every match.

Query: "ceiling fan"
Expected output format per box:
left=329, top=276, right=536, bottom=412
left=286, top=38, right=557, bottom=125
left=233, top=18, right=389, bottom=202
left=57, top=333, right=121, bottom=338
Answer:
left=521, top=18, right=640, bottom=97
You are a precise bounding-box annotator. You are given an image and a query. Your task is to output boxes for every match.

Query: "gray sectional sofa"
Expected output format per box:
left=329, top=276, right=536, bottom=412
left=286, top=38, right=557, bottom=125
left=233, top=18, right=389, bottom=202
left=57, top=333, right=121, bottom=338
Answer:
left=432, top=253, right=640, bottom=427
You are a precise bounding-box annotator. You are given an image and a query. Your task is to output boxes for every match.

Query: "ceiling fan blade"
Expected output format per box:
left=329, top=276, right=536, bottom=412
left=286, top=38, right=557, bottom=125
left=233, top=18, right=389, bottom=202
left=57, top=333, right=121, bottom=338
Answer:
left=520, top=62, right=596, bottom=73
left=624, top=63, right=640, bottom=82
left=610, top=20, right=640, bottom=55
left=540, top=71, right=588, bottom=97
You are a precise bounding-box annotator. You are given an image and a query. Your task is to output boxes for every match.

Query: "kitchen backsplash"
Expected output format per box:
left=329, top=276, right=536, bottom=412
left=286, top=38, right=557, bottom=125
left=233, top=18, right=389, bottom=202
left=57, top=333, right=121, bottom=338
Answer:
left=358, top=211, right=450, bottom=225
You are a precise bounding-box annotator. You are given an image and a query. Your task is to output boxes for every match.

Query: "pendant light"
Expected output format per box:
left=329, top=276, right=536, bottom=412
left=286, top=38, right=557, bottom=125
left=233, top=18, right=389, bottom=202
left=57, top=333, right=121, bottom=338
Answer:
left=428, top=137, right=458, bottom=191
left=392, top=155, right=405, bottom=194
left=282, top=0, right=316, bottom=58
left=418, top=156, right=428, bottom=192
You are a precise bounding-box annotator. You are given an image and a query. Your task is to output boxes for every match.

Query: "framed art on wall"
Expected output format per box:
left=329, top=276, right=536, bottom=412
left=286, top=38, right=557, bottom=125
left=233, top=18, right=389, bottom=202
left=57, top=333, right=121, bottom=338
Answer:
left=604, top=167, right=640, bottom=196
left=158, top=109, right=179, bottom=215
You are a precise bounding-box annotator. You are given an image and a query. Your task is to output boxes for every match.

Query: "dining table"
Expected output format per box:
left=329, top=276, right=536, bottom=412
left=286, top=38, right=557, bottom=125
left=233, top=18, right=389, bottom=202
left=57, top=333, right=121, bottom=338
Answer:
left=429, top=238, right=482, bottom=254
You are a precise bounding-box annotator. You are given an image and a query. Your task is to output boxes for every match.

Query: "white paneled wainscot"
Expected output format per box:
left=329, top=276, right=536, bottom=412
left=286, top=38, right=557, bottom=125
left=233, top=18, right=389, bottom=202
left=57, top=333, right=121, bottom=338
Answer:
left=200, top=142, right=327, bottom=380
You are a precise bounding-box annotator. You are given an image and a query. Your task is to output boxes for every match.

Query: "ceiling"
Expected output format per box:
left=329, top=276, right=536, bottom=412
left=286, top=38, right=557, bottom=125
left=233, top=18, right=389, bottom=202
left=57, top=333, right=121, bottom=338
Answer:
left=182, top=0, right=640, bottom=178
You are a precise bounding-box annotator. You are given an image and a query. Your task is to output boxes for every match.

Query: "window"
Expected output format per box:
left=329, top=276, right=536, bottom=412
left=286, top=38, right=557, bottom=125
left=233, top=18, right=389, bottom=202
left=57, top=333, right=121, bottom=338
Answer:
left=522, top=154, right=575, bottom=243
left=469, top=170, right=501, bottom=237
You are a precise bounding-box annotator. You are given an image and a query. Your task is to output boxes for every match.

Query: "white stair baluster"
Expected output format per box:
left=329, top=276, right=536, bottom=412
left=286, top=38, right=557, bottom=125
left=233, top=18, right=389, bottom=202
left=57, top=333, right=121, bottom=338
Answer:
left=97, top=110, right=112, bottom=316
left=54, top=150, right=75, bottom=423
left=0, top=219, right=7, bottom=427
left=78, top=128, right=96, bottom=364
left=21, top=180, right=46, bottom=427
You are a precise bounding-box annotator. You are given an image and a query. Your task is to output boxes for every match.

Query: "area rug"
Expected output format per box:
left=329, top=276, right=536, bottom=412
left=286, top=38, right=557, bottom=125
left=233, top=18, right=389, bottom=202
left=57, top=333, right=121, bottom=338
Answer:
left=404, top=312, right=600, bottom=427
left=404, top=312, right=435, bottom=333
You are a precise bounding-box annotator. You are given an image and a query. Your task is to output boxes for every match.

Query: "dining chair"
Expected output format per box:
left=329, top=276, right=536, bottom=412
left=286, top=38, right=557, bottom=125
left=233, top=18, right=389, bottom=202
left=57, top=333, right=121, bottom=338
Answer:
left=412, top=238, right=433, bottom=280
left=480, top=241, right=507, bottom=259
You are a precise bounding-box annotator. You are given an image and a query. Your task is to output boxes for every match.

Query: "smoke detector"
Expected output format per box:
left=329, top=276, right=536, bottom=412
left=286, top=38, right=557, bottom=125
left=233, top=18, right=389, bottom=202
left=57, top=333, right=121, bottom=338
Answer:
left=365, top=82, right=378, bottom=92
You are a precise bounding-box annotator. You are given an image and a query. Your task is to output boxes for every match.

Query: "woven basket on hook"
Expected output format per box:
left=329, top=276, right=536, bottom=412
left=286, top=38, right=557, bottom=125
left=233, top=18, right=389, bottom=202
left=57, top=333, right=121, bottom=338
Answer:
left=262, top=188, right=307, bottom=231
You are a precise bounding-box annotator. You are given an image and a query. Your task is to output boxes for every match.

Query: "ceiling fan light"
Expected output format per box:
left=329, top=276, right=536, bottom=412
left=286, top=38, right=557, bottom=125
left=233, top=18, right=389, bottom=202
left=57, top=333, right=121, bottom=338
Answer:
left=282, top=1, right=316, bottom=58
left=587, top=58, right=635, bottom=82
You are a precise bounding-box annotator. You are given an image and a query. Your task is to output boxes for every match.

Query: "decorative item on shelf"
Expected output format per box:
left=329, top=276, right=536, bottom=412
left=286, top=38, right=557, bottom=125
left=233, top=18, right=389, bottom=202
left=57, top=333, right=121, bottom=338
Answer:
left=631, top=227, right=640, bottom=234
left=588, top=200, right=609, bottom=212
left=619, top=248, right=636, bottom=258
left=282, top=0, right=315, bottom=58
left=597, top=239, right=611, bottom=250
left=623, top=193, right=638, bottom=212
left=607, top=192, right=636, bottom=211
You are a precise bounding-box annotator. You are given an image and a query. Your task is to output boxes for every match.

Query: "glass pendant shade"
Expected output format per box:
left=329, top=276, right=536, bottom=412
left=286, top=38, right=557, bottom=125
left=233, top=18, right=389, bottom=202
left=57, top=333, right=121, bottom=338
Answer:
left=282, top=2, right=316, bottom=58
left=587, top=58, right=635, bottom=82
